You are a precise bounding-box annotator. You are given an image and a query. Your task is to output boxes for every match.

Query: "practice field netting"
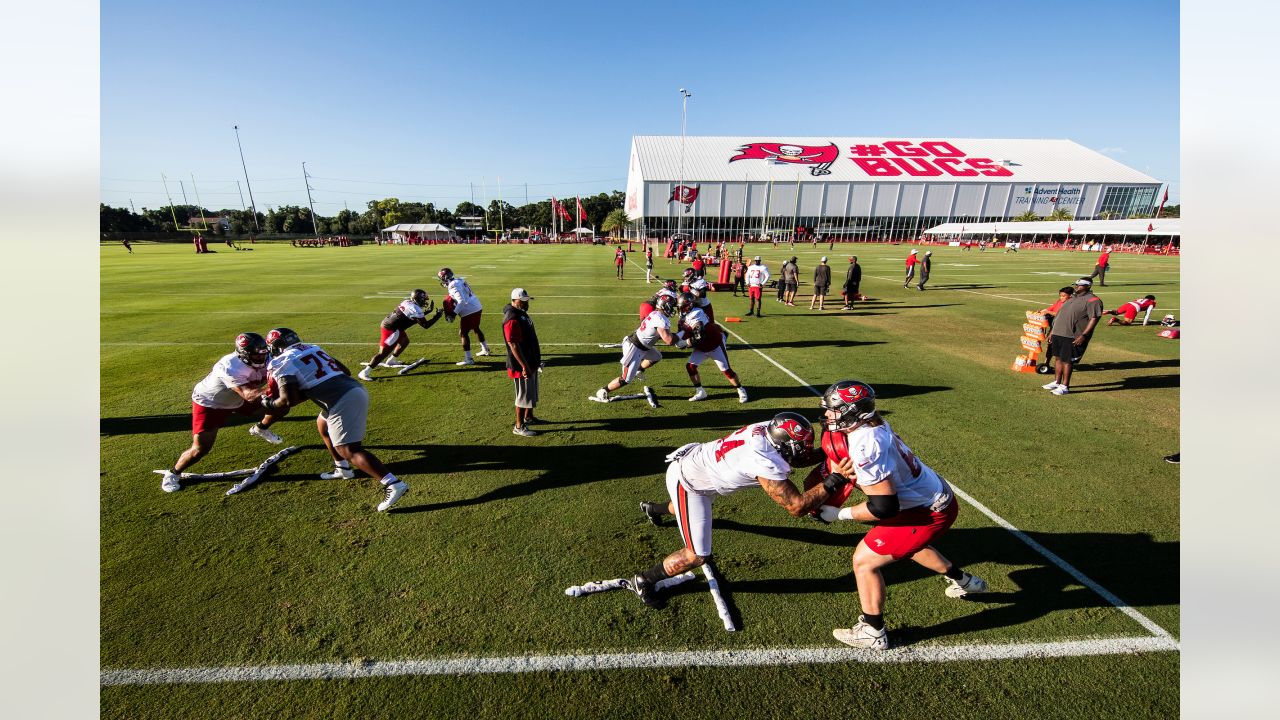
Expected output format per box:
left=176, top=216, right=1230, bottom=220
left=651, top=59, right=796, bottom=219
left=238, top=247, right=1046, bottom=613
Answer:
left=101, top=243, right=1178, bottom=717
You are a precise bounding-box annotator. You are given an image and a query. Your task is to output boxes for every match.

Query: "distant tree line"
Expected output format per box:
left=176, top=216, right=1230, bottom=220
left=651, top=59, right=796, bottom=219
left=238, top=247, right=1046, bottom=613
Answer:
left=100, top=191, right=626, bottom=238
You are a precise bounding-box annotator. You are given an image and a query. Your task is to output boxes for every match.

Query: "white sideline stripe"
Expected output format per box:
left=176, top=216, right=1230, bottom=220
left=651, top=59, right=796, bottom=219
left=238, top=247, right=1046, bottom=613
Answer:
left=100, top=636, right=1177, bottom=686
left=946, top=487, right=1173, bottom=640
left=712, top=322, right=1174, bottom=641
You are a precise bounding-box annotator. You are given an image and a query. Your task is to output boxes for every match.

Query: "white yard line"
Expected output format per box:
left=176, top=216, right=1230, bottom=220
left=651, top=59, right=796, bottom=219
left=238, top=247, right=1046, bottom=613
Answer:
left=100, top=636, right=1177, bottom=686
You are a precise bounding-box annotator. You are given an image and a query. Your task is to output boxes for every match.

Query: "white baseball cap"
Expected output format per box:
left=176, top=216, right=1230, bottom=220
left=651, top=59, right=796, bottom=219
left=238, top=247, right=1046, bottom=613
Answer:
left=511, top=288, right=533, bottom=301
left=820, top=256, right=828, bottom=262
left=910, top=249, right=918, bottom=254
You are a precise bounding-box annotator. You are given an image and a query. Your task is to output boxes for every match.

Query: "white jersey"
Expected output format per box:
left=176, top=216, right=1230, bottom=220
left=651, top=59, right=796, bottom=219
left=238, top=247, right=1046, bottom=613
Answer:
left=745, top=264, right=770, bottom=287
left=191, top=353, right=265, bottom=409
left=843, top=421, right=951, bottom=512
left=268, top=343, right=348, bottom=392
left=447, top=277, right=482, bottom=317
left=633, top=309, right=669, bottom=348
left=676, top=422, right=791, bottom=496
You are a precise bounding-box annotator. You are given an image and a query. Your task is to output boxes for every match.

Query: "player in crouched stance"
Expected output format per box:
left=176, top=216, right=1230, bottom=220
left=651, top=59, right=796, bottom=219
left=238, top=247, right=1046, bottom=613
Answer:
left=438, top=267, right=490, bottom=366
left=677, top=292, right=747, bottom=403
left=813, top=380, right=987, bottom=649
left=632, top=413, right=851, bottom=608
left=358, top=289, right=444, bottom=381
left=263, top=328, right=408, bottom=512
left=161, top=333, right=285, bottom=492
left=592, top=293, right=682, bottom=402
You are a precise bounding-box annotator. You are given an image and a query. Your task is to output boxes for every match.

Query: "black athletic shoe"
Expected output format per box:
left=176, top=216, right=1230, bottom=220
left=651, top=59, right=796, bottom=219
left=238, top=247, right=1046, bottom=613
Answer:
left=640, top=501, right=666, bottom=526
left=525, top=415, right=545, bottom=425
left=1164, top=453, right=1180, bottom=464
left=631, top=574, right=661, bottom=608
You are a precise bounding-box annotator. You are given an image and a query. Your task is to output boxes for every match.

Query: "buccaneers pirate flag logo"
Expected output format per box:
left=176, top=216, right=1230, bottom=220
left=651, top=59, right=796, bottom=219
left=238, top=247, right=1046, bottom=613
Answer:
left=730, top=142, right=839, bottom=176
left=669, top=184, right=699, bottom=213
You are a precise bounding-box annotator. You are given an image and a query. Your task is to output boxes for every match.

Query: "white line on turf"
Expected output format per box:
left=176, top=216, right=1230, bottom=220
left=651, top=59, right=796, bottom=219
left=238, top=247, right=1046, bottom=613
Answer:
left=100, top=636, right=1178, bottom=686
left=717, top=322, right=1174, bottom=640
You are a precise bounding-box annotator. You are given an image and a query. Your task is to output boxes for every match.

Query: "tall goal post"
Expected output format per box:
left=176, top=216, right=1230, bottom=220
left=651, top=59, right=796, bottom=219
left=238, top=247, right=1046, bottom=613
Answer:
left=161, top=173, right=211, bottom=234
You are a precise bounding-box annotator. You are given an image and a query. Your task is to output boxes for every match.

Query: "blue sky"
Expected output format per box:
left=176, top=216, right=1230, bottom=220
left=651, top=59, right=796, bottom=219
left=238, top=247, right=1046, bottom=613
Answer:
left=101, top=0, right=1179, bottom=213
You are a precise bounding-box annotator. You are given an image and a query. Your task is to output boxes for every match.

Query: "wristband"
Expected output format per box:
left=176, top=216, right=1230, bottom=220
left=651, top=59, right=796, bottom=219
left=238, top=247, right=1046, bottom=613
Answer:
left=822, top=471, right=850, bottom=493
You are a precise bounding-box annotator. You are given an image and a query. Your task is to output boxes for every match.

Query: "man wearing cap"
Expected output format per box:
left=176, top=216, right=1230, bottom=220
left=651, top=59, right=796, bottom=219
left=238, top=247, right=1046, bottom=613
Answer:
left=1089, top=246, right=1111, bottom=286
left=917, top=251, right=933, bottom=291
left=781, top=256, right=800, bottom=306
left=745, top=255, right=770, bottom=318
left=811, top=256, right=832, bottom=310
left=904, top=250, right=919, bottom=288
left=1044, top=278, right=1104, bottom=396
left=841, top=256, right=862, bottom=309
left=503, top=288, right=543, bottom=437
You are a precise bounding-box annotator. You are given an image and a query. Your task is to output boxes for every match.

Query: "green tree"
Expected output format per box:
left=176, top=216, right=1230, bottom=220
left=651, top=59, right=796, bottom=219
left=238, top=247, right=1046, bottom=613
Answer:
left=601, top=208, right=629, bottom=238
left=1097, top=210, right=1118, bottom=221
left=1012, top=210, right=1040, bottom=222
left=1047, top=208, right=1074, bottom=221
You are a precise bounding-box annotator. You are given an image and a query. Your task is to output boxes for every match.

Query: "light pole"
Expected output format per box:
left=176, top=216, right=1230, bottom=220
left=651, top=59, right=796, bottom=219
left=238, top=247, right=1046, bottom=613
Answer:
left=233, top=125, right=261, bottom=233
left=677, top=88, right=692, bottom=243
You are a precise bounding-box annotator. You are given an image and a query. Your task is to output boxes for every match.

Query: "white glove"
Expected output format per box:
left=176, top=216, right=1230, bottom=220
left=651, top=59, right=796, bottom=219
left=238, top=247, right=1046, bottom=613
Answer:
left=665, top=442, right=699, bottom=464
left=675, top=339, right=688, bottom=349
left=817, top=505, right=842, bottom=523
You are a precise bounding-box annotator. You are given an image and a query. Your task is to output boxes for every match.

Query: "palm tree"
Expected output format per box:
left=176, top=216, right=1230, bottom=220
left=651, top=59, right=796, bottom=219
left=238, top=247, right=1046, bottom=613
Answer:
left=601, top=209, right=628, bottom=239
left=1012, top=210, right=1040, bottom=222
left=1097, top=210, right=1118, bottom=221
left=1047, top=208, right=1074, bottom=221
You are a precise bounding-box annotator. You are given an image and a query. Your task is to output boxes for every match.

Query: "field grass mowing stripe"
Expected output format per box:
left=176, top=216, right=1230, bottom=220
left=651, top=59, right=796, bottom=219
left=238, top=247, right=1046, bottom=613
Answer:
left=99, top=636, right=1178, bottom=686
left=711, top=322, right=1174, bottom=640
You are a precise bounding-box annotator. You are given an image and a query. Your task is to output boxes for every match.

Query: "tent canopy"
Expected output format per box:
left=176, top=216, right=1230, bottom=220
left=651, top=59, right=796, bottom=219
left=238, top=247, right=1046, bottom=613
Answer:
left=380, top=223, right=454, bottom=234
left=923, top=219, right=1179, bottom=237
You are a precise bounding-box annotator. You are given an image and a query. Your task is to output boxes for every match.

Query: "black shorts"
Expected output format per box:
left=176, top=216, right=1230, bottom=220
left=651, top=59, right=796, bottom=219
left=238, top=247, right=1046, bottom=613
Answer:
left=784, top=281, right=798, bottom=291
left=1050, top=334, right=1090, bottom=363
left=813, top=284, right=829, bottom=294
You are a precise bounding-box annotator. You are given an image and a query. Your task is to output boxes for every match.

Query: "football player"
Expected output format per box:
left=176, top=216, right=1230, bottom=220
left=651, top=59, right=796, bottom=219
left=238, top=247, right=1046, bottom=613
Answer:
left=358, top=289, right=445, bottom=381
left=1105, top=294, right=1157, bottom=326
left=744, top=256, right=770, bottom=318
left=262, top=328, right=408, bottom=512
left=160, top=333, right=285, bottom=493
left=593, top=294, right=683, bottom=402
left=812, top=380, right=988, bottom=650
left=677, top=292, right=746, bottom=403
left=438, top=268, right=491, bottom=366
left=631, top=413, right=849, bottom=608
left=638, top=281, right=678, bottom=320
left=687, top=277, right=715, bottom=323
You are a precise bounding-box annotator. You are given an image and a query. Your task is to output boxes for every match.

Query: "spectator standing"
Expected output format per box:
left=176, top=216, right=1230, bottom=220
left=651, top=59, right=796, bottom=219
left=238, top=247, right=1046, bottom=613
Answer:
left=1044, top=278, right=1104, bottom=396
left=903, top=250, right=919, bottom=288
left=1038, top=286, right=1075, bottom=368
left=692, top=253, right=706, bottom=279
left=782, top=256, right=800, bottom=306
left=732, top=258, right=747, bottom=296
left=1088, top=246, right=1111, bottom=286
left=841, top=256, right=862, bottom=309
left=503, top=288, right=542, bottom=437
left=917, top=251, right=933, bottom=291
left=644, top=246, right=654, bottom=283
left=811, top=257, right=832, bottom=310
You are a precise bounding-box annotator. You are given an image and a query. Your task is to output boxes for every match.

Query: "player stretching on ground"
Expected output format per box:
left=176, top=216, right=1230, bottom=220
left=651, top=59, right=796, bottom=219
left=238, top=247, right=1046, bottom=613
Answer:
left=438, top=267, right=490, bottom=366
left=631, top=413, right=847, bottom=607
left=263, top=328, right=408, bottom=512
left=160, top=333, right=284, bottom=493
left=593, top=294, right=682, bottom=402
left=1106, top=294, right=1157, bottom=326
left=812, top=380, right=988, bottom=649
left=358, top=289, right=444, bottom=381
left=677, top=293, right=746, bottom=403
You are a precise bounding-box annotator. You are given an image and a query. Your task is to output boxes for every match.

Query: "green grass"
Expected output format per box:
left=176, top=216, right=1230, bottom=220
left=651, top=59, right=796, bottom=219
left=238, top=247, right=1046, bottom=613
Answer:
left=101, top=242, right=1179, bottom=718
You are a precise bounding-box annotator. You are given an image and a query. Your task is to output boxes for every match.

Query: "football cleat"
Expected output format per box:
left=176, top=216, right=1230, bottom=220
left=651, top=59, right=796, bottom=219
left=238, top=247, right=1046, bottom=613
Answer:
left=382, top=357, right=408, bottom=368
left=630, top=574, right=662, bottom=608
left=944, top=572, right=989, bottom=598
left=377, top=480, right=408, bottom=512
left=1041, top=381, right=1061, bottom=391
left=476, top=345, right=491, bottom=357
left=357, top=367, right=374, bottom=381
left=455, top=358, right=475, bottom=366
left=737, top=387, right=749, bottom=404
left=689, top=387, right=708, bottom=402
left=161, top=471, right=182, bottom=493
left=1051, top=386, right=1070, bottom=396
left=320, top=465, right=356, bottom=480
left=249, top=424, right=283, bottom=445
left=640, top=501, right=666, bottom=526
left=833, top=616, right=888, bottom=650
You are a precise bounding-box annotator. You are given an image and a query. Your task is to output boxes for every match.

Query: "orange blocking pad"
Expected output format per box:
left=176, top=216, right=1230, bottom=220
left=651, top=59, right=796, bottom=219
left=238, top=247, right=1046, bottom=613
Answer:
left=724, top=317, right=742, bottom=322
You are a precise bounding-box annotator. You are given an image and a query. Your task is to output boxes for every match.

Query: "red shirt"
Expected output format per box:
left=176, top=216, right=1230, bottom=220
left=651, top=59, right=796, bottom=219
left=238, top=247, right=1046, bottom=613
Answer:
left=692, top=259, right=705, bottom=272
left=906, top=255, right=918, bottom=268
left=503, top=318, right=524, bottom=379
left=1097, top=251, right=1111, bottom=266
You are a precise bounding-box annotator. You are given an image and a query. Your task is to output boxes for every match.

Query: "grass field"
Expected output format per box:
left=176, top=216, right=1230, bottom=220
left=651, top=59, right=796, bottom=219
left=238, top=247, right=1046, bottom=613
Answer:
left=100, top=241, right=1179, bottom=719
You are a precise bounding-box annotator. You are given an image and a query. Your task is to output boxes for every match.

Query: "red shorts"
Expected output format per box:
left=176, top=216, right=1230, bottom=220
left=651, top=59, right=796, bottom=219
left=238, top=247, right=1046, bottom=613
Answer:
left=191, top=400, right=263, bottom=435
left=748, top=286, right=762, bottom=300
left=863, top=499, right=959, bottom=560
left=1119, top=306, right=1139, bottom=321
left=459, top=310, right=482, bottom=333
left=380, top=327, right=404, bottom=349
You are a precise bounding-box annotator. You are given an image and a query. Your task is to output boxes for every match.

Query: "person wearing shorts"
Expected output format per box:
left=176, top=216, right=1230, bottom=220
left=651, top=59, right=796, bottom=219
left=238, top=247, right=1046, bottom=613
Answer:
left=814, top=380, right=988, bottom=650
left=744, top=256, right=770, bottom=318
left=160, top=333, right=284, bottom=493
left=593, top=295, right=681, bottom=402
left=263, top=328, right=408, bottom=512
left=1106, top=295, right=1157, bottom=326
left=810, top=256, right=831, bottom=310
left=1045, top=278, right=1104, bottom=395
left=438, top=267, right=491, bottom=366
left=503, top=288, right=542, bottom=437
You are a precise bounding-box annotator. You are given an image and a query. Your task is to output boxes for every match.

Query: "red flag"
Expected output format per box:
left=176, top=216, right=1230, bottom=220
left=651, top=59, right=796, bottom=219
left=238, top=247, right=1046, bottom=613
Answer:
left=1156, top=186, right=1169, bottom=218
left=1147, top=223, right=1154, bottom=232
left=576, top=197, right=587, bottom=222
left=556, top=198, right=572, bottom=223
left=729, top=142, right=839, bottom=175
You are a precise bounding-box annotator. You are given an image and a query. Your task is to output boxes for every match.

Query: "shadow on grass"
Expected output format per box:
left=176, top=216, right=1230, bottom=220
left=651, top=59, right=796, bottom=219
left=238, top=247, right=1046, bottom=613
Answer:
left=1070, top=373, right=1180, bottom=393
left=100, top=412, right=314, bottom=437
left=687, top=523, right=1177, bottom=638
left=1079, top=358, right=1180, bottom=372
